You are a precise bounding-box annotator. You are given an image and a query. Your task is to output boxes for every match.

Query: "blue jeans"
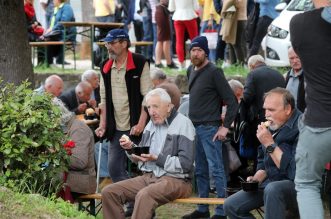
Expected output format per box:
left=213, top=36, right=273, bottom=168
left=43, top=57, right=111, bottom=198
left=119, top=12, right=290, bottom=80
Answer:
left=94, top=140, right=110, bottom=178
left=200, top=21, right=219, bottom=63
left=108, top=130, right=130, bottom=183
left=142, top=15, right=153, bottom=59
left=224, top=180, right=297, bottom=219
left=195, top=125, right=226, bottom=216
left=295, top=118, right=331, bottom=219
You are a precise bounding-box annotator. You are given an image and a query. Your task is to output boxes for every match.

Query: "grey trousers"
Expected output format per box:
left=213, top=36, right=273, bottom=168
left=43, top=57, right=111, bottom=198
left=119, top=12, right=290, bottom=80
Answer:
left=295, top=118, right=331, bottom=219
left=224, top=180, right=297, bottom=219
left=101, top=173, right=192, bottom=219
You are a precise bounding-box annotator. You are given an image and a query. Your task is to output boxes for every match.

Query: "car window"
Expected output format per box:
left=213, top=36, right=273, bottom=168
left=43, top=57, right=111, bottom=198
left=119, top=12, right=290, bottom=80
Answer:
left=287, top=0, right=314, bottom=11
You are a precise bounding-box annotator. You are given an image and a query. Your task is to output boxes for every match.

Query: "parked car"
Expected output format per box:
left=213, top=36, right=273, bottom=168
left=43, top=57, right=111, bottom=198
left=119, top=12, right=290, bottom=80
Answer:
left=261, top=0, right=314, bottom=67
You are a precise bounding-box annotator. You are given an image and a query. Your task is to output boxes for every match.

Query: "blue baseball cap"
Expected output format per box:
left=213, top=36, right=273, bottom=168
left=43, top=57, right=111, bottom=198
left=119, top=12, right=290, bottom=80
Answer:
left=101, top=29, right=130, bottom=42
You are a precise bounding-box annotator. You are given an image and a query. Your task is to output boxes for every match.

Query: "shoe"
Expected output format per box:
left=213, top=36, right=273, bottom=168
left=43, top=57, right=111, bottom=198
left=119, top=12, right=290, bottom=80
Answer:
left=182, top=210, right=210, bottom=219
left=56, top=60, right=70, bottom=65
left=167, top=62, right=178, bottom=69
left=209, top=187, right=217, bottom=194
left=99, top=177, right=112, bottom=190
left=211, top=215, right=227, bottom=219
left=155, top=63, right=164, bottom=68
left=124, top=208, right=133, bottom=217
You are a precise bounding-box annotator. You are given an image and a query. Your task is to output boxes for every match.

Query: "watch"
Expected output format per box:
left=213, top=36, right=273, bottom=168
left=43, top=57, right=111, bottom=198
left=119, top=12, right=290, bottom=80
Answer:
left=266, top=143, right=277, bottom=154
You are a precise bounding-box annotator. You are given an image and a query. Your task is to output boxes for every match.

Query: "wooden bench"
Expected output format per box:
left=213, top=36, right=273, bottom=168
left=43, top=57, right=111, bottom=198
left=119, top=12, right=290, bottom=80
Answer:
left=76, top=193, right=225, bottom=216
left=29, top=41, right=76, bottom=69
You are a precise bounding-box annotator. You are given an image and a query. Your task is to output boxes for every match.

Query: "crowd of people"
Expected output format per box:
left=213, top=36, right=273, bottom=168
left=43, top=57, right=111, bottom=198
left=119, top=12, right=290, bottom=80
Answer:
left=27, top=0, right=331, bottom=218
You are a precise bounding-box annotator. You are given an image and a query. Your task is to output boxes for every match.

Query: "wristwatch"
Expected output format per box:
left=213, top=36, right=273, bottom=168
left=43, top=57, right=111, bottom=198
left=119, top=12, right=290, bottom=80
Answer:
left=266, top=143, right=277, bottom=154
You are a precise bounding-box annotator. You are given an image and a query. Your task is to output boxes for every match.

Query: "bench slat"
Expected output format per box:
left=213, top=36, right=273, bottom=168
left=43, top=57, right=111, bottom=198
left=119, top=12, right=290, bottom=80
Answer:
left=77, top=193, right=224, bottom=205
left=29, top=41, right=73, bottom=46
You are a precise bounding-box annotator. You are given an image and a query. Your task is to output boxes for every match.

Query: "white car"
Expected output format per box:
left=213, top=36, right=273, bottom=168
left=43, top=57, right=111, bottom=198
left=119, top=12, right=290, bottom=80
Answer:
left=261, top=0, right=314, bottom=67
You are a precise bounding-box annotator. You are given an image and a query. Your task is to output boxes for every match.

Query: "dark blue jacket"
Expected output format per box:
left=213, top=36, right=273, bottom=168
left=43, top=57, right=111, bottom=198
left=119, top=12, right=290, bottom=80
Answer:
left=257, top=109, right=301, bottom=187
left=52, top=3, right=77, bottom=42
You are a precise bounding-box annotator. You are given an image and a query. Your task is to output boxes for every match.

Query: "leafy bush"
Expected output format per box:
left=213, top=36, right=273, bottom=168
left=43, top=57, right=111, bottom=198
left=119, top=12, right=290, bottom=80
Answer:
left=0, top=80, right=68, bottom=196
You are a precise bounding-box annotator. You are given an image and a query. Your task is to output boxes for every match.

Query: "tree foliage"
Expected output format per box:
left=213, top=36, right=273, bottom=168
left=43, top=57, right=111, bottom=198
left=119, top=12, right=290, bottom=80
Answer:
left=0, top=80, right=68, bottom=196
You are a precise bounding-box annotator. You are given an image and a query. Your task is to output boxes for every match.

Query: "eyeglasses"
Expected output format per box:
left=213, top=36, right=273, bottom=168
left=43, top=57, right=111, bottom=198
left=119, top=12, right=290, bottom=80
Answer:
left=105, top=40, right=121, bottom=47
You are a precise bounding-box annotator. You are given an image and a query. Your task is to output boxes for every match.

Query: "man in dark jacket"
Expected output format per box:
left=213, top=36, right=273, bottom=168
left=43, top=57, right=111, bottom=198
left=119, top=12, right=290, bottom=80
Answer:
left=241, top=55, right=285, bottom=159
left=59, top=81, right=93, bottom=115
left=285, top=47, right=305, bottom=113
left=224, top=88, right=300, bottom=219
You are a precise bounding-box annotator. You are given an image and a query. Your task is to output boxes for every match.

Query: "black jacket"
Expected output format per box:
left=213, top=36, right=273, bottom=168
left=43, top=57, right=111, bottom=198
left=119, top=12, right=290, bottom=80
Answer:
left=243, top=64, right=286, bottom=122
left=59, top=87, right=80, bottom=114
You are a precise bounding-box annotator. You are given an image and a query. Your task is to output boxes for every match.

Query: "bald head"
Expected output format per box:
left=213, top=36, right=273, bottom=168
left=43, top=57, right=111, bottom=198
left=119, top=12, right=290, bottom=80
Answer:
left=44, top=75, right=64, bottom=97
left=75, top=81, right=93, bottom=102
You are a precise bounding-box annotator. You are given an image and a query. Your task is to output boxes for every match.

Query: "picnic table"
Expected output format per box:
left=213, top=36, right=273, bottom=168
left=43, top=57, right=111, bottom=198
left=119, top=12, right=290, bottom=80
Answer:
left=60, top=21, right=124, bottom=69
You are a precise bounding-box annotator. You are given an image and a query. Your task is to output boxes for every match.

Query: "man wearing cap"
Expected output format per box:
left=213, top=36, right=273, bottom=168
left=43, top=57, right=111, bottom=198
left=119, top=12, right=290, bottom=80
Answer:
left=182, top=36, right=238, bottom=219
left=95, top=28, right=151, bottom=216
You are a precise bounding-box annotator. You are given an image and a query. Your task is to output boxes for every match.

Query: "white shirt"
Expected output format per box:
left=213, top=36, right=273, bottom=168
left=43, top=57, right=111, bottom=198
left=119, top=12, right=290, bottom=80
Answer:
left=168, top=0, right=199, bottom=21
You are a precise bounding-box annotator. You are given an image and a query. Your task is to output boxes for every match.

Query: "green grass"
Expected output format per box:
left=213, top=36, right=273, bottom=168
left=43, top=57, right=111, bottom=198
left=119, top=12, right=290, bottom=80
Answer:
left=0, top=187, right=93, bottom=219
left=33, top=64, right=82, bottom=74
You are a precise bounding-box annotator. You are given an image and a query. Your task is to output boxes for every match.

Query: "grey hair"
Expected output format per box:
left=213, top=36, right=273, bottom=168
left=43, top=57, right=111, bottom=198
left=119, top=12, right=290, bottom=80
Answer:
left=145, top=88, right=171, bottom=104
left=150, top=68, right=167, bottom=80
left=228, top=79, right=244, bottom=92
left=81, top=70, right=98, bottom=82
left=264, top=87, right=295, bottom=110
left=247, top=55, right=265, bottom=67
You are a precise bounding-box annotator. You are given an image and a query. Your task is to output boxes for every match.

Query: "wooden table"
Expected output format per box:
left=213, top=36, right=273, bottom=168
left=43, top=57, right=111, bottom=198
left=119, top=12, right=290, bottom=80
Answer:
left=60, top=21, right=124, bottom=69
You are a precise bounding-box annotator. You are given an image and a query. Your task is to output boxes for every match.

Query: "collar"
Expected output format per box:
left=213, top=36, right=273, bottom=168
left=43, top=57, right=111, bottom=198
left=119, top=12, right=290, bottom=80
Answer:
left=165, top=108, right=178, bottom=125
left=282, top=109, right=301, bottom=130
left=103, top=51, right=136, bottom=73
left=289, top=69, right=303, bottom=77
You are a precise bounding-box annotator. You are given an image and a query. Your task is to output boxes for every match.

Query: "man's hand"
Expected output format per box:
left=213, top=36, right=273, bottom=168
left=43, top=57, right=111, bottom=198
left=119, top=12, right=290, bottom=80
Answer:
left=88, top=99, right=97, bottom=108
left=130, top=123, right=145, bottom=136
left=95, top=126, right=106, bottom=137
left=247, top=170, right=267, bottom=183
left=77, top=103, right=88, bottom=114
left=213, top=126, right=229, bottom=141
left=132, top=153, right=157, bottom=162
left=256, top=124, right=274, bottom=147
left=119, top=135, right=133, bottom=150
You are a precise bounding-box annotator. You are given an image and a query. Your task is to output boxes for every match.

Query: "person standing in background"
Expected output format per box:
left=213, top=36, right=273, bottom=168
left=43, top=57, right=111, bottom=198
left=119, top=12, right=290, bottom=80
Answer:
left=40, top=0, right=54, bottom=28
left=155, top=0, right=178, bottom=69
left=285, top=47, right=305, bottom=113
left=182, top=36, right=238, bottom=219
left=168, top=0, right=199, bottom=70
left=199, top=0, right=221, bottom=63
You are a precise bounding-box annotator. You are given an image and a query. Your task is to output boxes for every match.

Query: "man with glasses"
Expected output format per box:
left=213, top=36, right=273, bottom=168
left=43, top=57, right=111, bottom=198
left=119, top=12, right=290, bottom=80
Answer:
left=95, top=28, right=151, bottom=216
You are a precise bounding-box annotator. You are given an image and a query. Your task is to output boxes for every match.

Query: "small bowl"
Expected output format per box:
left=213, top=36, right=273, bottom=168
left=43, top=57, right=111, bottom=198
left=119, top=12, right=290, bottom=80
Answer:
left=84, top=113, right=96, bottom=120
left=241, top=181, right=259, bottom=192
left=132, top=146, right=150, bottom=156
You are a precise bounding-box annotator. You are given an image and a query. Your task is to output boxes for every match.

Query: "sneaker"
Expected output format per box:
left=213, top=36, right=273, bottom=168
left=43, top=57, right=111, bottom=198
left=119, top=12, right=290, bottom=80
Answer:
left=167, top=62, right=178, bottom=69
left=155, top=63, right=164, bottom=68
left=124, top=208, right=133, bottom=217
left=56, top=60, right=70, bottom=65
left=182, top=210, right=210, bottom=219
left=211, top=215, right=227, bottom=219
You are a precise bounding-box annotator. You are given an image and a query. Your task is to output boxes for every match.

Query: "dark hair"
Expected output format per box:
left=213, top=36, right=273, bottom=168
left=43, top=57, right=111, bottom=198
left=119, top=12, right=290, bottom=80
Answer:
left=264, top=87, right=295, bottom=110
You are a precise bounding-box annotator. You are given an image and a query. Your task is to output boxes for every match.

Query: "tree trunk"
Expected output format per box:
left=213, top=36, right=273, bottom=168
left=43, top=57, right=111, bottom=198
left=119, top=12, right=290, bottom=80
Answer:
left=80, top=0, right=95, bottom=59
left=0, top=0, right=34, bottom=87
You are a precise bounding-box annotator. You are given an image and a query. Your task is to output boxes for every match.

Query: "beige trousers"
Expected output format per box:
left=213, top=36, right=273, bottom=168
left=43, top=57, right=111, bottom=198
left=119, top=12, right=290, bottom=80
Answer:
left=101, top=172, right=192, bottom=219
